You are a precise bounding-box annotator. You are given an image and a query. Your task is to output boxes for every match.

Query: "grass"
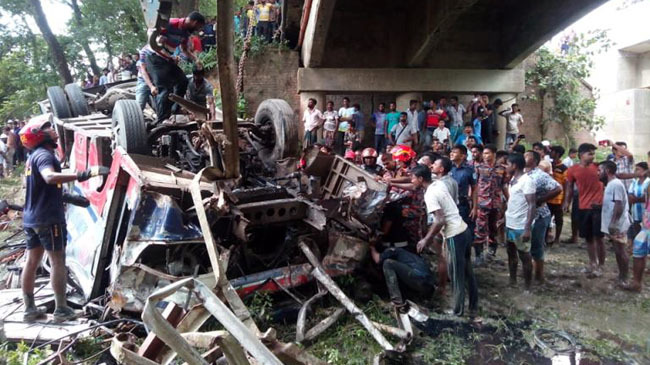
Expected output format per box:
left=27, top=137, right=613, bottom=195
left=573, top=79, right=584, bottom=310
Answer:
left=0, top=342, right=52, bottom=365
left=581, top=337, right=629, bottom=363
left=414, top=330, right=475, bottom=365
left=304, top=296, right=393, bottom=365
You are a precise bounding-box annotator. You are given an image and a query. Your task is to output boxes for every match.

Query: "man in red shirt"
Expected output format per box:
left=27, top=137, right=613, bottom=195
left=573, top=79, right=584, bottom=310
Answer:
left=146, top=11, right=205, bottom=124
left=564, top=143, right=605, bottom=276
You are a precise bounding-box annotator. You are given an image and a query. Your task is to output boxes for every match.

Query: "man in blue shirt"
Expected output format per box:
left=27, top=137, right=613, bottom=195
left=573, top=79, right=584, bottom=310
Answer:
left=99, top=68, right=110, bottom=85
left=455, top=122, right=483, bottom=147
left=450, top=144, right=477, bottom=238
left=19, top=117, right=108, bottom=322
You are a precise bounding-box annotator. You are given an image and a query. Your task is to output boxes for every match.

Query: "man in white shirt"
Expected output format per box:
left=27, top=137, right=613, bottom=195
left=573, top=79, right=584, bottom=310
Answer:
left=432, top=120, right=451, bottom=145
left=504, top=153, right=537, bottom=291
left=302, top=98, right=323, bottom=147
left=562, top=148, right=577, bottom=168
left=599, top=160, right=631, bottom=286
left=499, top=103, right=524, bottom=149
left=336, top=97, right=355, bottom=154
left=414, top=165, right=478, bottom=318
left=405, top=99, right=420, bottom=131
left=0, top=135, right=7, bottom=178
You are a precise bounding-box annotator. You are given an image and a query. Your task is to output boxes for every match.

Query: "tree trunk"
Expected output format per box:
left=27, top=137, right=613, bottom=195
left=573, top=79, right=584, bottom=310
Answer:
left=69, top=0, right=101, bottom=76
left=216, top=0, right=240, bottom=178
left=28, top=0, right=73, bottom=85
left=104, top=35, right=114, bottom=69
left=171, top=0, right=199, bottom=17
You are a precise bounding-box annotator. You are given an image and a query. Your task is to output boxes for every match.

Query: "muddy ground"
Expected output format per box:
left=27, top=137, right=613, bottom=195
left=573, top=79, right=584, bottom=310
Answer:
left=267, top=221, right=650, bottom=364
left=1, top=167, right=649, bottom=364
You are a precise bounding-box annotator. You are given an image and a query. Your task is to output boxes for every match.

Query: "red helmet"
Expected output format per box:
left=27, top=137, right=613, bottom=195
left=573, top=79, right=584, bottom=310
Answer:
left=361, top=148, right=378, bottom=159
left=19, top=114, right=55, bottom=150
left=391, top=145, right=416, bottom=162
left=344, top=150, right=356, bottom=160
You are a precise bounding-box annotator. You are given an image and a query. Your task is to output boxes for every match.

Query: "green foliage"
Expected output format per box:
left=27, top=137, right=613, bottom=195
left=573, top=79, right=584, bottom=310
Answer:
left=234, top=34, right=290, bottom=63
left=308, top=298, right=394, bottom=365
left=69, top=337, right=106, bottom=360
left=73, top=0, right=147, bottom=59
left=525, top=30, right=611, bottom=144
left=180, top=47, right=218, bottom=74
left=415, top=330, right=475, bottom=364
left=237, top=94, right=248, bottom=117
left=0, top=23, right=61, bottom=121
left=199, top=0, right=217, bottom=17
left=0, top=0, right=147, bottom=121
left=247, top=291, right=273, bottom=326
left=582, top=336, right=628, bottom=363
left=0, top=342, right=52, bottom=365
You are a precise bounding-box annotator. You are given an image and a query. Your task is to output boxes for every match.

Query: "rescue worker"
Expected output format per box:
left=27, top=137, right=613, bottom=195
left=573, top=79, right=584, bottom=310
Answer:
left=146, top=11, right=206, bottom=124
left=19, top=116, right=109, bottom=322
left=186, top=65, right=214, bottom=107
left=361, top=148, right=382, bottom=175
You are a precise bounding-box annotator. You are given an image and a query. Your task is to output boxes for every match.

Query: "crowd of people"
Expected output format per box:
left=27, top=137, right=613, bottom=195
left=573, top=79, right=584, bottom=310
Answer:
left=236, top=0, right=282, bottom=42
left=301, top=94, right=520, bottom=157
left=301, top=95, right=650, bottom=318
left=0, top=120, right=26, bottom=178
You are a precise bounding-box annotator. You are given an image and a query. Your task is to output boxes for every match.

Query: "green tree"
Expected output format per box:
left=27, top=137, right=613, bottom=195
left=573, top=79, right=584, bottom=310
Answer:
left=1, top=0, right=74, bottom=84
left=75, top=0, right=147, bottom=65
left=64, top=0, right=101, bottom=76
left=526, top=30, right=612, bottom=144
left=0, top=27, right=61, bottom=120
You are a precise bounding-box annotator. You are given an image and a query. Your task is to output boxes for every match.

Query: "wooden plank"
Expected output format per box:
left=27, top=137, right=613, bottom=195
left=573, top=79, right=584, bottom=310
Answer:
left=139, top=302, right=185, bottom=360
left=2, top=317, right=92, bottom=344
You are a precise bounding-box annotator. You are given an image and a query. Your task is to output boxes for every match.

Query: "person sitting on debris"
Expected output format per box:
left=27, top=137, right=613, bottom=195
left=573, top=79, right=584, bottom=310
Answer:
left=362, top=148, right=382, bottom=175
left=369, top=244, right=434, bottom=312
left=146, top=11, right=206, bottom=124
left=416, top=164, right=479, bottom=318
left=186, top=66, right=214, bottom=108
left=19, top=116, right=109, bottom=322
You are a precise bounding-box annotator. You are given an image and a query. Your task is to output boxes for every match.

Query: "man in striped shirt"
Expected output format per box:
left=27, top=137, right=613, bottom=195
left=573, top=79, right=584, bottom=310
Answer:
left=628, top=162, right=649, bottom=250
left=146, top=11, right=205, bottom=124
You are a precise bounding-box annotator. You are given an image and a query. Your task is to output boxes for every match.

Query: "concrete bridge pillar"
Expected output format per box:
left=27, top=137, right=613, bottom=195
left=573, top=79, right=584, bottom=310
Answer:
left=493, top=93, right=518, bottom=150
left=396, top=92, right=423, bottom=113
left=299, top=91, right=326, bottom=144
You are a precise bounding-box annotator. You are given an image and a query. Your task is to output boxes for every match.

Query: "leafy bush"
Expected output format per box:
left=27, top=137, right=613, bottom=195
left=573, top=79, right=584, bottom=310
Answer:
left=525, top=29, right=611, bottom=145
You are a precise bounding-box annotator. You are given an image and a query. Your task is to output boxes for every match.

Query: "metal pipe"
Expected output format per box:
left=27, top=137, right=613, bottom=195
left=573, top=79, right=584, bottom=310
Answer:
left=216, top=0, right=240, bottom=178
left=296, top=0, right=314, bottom=49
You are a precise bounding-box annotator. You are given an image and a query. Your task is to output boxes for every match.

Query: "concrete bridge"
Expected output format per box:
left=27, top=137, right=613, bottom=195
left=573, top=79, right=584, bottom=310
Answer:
left=285, top=0, right=607, bottom=146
